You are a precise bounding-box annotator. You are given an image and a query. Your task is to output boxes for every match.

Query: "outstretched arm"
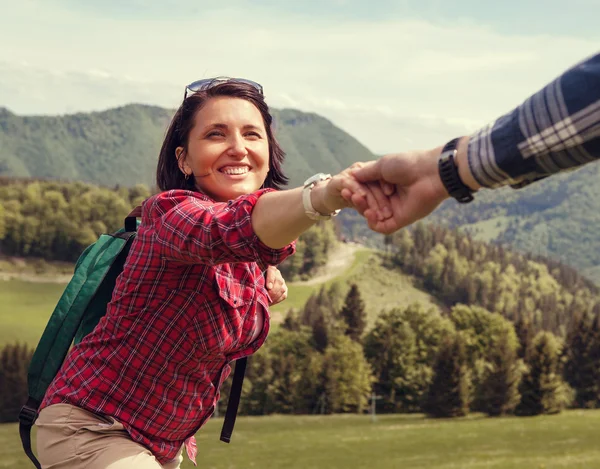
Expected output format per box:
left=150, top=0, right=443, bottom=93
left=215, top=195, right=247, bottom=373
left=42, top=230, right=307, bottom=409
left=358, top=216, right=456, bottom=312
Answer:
left=348, top=52, right=600, bottom=234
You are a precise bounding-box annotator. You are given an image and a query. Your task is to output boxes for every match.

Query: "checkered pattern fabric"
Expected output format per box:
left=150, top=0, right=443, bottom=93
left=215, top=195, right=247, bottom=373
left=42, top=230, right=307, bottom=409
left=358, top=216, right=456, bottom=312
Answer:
left=468, top=52, right=600, bottom=189
left=40, top=189, right=295, bottom=465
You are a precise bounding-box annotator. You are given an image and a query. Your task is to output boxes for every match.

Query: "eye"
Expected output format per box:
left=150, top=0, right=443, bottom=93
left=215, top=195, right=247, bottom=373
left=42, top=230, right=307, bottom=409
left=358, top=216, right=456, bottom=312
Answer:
left=206, top=130, right=225, bottom=138
left=245, top=131, right=262, bottom=139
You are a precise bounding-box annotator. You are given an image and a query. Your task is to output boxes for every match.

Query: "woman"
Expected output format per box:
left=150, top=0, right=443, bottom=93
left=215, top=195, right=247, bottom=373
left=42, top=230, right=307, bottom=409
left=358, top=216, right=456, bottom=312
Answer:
left=34, top=78, right=390, bottom=469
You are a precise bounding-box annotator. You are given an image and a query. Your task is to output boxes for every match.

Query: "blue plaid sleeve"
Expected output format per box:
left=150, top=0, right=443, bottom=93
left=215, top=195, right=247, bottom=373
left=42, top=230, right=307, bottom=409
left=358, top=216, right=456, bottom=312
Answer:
left=467, top=52, right=600, bottom=189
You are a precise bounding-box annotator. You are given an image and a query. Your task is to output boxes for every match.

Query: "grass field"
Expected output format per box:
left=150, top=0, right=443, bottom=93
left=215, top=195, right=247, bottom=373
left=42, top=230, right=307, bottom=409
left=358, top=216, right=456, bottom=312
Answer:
left=0, top=280, right=65, bottom=346
left=2, top=411, right=600, bottom=468
left=0, top=249, right=439, bottom=346
left=270, top=248, right=439, bottom=325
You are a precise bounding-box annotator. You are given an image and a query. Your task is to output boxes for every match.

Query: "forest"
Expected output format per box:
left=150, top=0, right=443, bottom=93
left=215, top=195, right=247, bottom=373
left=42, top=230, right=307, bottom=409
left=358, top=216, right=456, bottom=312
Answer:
left=2, top=179, right=600, bottom=423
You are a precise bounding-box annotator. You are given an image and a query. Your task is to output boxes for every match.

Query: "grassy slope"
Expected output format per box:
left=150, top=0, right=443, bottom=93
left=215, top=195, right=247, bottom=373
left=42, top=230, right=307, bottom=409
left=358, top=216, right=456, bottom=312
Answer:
left=0, top=249, right=439, bottom=347
left=0, top=280, right=65, bottom=346
left=3, top=411, right=600, bottom=468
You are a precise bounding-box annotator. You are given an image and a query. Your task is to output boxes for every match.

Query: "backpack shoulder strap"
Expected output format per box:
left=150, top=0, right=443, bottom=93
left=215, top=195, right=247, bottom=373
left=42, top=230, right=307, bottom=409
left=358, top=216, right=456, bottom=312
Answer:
left=19, top=207, right=141, bottom=469
left=220, top=357, right=247, bottom=443
left=19, top=397, right=41, bottom=469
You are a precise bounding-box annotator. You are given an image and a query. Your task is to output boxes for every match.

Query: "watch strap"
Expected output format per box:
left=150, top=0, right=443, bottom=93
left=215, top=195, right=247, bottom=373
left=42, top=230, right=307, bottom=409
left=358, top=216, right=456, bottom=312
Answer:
left=438, top=138, right=474, bottom=204
left=302, top=173, right=340, bottom=220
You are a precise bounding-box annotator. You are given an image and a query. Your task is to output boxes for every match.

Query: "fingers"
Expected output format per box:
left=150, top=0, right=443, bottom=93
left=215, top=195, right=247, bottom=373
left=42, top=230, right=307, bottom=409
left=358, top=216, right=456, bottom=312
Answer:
left=366, top=181, right=393, bottom=220
left=340, top=178, right=393, bottom=222
left=265, top=265, right=276, bottom=289
left=382, top=181, right=395, bottom=196
left=265, top=266, right=288, bottom=306
left=351, top=160, right=383, bottom=183
left=269, top=283, right=288, bottom=305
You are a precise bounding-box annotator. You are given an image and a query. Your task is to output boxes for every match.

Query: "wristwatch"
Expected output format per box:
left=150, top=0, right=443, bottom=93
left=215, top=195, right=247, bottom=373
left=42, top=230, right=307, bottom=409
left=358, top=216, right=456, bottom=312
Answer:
left=438, top=138, right=474, bottom=204
left=302, top=173, right=341, bottom=220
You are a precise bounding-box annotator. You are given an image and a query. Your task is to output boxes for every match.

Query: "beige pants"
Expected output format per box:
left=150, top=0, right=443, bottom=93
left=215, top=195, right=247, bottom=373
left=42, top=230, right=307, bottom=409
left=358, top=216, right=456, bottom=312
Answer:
left=35, top=404, right=183, bottom=469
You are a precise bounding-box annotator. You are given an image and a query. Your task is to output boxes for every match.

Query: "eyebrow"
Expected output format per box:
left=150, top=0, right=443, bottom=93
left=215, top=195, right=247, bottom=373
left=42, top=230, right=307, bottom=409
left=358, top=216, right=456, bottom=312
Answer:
left=203, top=123, right=264, bottom=132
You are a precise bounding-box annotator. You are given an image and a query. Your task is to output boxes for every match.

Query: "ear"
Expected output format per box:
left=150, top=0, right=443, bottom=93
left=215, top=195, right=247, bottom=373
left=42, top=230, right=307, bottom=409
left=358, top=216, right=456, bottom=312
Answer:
left=176, top=146, right=192, bottom=176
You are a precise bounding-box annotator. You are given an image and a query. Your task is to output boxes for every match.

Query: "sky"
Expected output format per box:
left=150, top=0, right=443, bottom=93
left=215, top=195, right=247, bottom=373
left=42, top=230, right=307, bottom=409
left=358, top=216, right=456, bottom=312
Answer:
left=0, top=0, right=599, bottom=154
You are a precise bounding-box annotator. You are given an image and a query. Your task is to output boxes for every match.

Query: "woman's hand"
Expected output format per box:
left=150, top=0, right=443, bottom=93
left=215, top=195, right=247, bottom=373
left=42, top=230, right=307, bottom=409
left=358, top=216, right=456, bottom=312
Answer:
left=311, top=163, right=395, bottom=221
left=343, top=148, right=453, bottom=233
left=265, top=266, right=288, bottom=306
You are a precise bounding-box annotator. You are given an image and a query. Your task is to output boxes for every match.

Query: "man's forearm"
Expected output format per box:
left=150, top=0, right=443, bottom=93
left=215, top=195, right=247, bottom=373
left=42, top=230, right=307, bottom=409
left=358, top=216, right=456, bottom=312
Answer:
left=466, top=52, right=600, bottom=190
left=456, top=136, right=481, bottom=191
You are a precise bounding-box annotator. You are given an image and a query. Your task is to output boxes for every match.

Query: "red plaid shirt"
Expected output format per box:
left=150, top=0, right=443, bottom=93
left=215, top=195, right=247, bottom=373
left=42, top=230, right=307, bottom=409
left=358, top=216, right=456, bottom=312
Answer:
left=40, top=189, right=295, bottom=465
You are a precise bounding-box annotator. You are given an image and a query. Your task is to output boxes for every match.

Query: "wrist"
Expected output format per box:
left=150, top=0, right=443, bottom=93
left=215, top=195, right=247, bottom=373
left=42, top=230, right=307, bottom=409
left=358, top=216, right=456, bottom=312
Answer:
left=427, top=146, right=452, bottom=202
left=310, top=180, right=338, bottom=215
left=455, top=136, right=481, bottom=191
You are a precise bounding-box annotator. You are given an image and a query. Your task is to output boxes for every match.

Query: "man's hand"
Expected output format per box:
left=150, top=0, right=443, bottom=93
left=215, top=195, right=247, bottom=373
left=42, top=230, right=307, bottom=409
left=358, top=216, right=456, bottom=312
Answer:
left=265, top=266, right=288, bottom=306
left=342, top=148, right=450, bottom=234
left=311, top=162, right=395, bottom=222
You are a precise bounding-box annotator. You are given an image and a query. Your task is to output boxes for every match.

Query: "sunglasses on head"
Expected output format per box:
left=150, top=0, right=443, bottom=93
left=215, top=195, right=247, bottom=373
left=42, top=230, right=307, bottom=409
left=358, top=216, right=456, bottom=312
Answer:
left=183, top=77, right=263, bottom=99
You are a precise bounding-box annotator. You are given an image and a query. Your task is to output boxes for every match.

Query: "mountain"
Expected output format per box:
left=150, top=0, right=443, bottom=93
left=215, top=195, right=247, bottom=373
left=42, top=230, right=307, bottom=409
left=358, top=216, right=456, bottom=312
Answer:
left=338, top=160, right=600, bottom=283
left=3, top=103, right=599, bottom=282
left=428, top=162, right=600, bottom=282
left=0, top=105, right=375, bottom=189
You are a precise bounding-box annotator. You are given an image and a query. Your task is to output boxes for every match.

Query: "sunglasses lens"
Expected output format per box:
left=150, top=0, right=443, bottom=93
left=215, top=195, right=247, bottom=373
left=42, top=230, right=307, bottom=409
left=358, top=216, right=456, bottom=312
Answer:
left=185, top=78, right=263, bottom=95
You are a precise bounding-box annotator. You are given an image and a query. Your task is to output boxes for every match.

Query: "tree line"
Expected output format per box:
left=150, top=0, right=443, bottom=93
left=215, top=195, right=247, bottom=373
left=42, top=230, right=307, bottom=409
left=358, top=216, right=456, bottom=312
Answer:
left=386, top=223, right=600, bottom=335
left=6, top=281, right=599, bottom=423
left=3, top=179, right=600, bottom=422
left=0, top=178, right=337, bottom=277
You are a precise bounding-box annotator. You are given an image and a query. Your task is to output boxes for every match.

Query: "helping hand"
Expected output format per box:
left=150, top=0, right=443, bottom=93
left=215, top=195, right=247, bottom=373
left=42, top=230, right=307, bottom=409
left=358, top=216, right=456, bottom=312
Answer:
left=342, top=150, right=449, bottom=234
left=316, top=163, right=396, bottom=221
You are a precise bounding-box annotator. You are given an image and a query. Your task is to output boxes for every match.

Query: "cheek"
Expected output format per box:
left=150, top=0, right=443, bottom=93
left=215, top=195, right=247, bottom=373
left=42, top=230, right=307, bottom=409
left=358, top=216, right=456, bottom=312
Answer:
left=187, top=143, right=216, bottom=170
left=260, top=146, right=270, bottom=171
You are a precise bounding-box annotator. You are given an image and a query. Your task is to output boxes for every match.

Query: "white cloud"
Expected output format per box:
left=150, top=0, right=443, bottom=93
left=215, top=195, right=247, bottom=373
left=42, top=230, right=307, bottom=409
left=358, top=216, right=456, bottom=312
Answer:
left=0, top=3, right=598, bottom=153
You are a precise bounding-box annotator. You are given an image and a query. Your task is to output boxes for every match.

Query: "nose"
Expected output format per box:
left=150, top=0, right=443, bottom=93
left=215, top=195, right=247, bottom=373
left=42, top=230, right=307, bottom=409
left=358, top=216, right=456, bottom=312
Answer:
left=227, top=133, right=247, bottom=159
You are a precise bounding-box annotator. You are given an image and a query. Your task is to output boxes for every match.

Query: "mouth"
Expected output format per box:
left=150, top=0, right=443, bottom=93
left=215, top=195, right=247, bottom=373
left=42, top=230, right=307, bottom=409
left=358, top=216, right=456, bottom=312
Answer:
left=218, top=165, right=251, bottom=176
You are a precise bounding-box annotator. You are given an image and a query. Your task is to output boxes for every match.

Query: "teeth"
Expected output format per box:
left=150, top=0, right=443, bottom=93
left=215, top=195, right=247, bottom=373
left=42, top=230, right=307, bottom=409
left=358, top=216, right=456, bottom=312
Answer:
left=222, top=167, right=249, bottom=175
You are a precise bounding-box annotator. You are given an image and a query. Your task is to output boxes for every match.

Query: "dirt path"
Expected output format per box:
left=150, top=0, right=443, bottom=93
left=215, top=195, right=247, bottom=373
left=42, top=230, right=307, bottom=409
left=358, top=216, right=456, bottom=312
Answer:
left=0, top=272, right=73, bottom=283
left=293, top=242, right=362, bottom=286
left=1, top=242, right=363, bottom=286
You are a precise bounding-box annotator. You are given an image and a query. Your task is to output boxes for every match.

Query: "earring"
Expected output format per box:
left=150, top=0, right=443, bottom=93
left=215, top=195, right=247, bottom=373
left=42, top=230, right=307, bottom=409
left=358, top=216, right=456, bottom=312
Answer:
left=185, top=173, right=190, bottom=181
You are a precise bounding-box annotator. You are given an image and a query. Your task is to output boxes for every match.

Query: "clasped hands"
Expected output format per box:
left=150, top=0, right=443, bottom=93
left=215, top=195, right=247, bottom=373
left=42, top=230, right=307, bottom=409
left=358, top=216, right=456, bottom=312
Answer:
left=327, top=149, right=451, bottom=235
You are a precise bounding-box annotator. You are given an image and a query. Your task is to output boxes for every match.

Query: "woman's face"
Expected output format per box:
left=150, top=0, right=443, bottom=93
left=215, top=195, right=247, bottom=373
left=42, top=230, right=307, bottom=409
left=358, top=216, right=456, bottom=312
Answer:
left=177, top=97, right=270, bottom=202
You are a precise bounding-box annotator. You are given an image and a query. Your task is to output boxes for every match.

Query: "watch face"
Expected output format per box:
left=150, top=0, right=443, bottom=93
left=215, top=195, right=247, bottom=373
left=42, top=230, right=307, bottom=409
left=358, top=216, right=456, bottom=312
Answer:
left=304, top=173, right=329, bottom=186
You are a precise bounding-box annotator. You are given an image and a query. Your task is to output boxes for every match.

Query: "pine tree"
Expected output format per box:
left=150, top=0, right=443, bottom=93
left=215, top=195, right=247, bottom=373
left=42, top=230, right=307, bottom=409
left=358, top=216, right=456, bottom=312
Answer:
left=480, top=329, right=523, bottom=416
left=514, top=315, right=535, bottom=359
left=339, top=284, right=366, bottom=343
left=282, top=309, right=302, bottom=332
left=517, top=331, right=569, bottom=416
left=564, top=312, right=600, bottom=408
left=312, top=311, right=329, bottom=352
left=423, top=333, right=470, bottom=418
left=323, top=335, right=374, bottom=413
left=301, top=292, right=319, bottom=326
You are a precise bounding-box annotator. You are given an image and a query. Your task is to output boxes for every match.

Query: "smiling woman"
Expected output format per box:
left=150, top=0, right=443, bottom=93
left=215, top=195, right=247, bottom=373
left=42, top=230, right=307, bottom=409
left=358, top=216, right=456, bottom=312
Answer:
left=32, top=78, right=393, bottom=469
left=157, top=79, right=287, bottom=196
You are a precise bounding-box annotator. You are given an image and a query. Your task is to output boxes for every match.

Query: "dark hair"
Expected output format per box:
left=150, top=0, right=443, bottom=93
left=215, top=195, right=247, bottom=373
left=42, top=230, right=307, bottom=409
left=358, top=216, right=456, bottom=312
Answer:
left=156, top=81, right=288, bottom=192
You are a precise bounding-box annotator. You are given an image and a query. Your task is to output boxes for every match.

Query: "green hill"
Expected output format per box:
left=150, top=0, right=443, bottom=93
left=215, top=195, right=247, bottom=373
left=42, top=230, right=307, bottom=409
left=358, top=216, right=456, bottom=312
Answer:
left=337, top=161, right=600, bottom=283
left=3, top=102, right=599, bottom=282
left=0, top=105, right=375, bottom=189
left=0, top=248, right=440, bottom=347
left=429, top=163, right=600, bottom=282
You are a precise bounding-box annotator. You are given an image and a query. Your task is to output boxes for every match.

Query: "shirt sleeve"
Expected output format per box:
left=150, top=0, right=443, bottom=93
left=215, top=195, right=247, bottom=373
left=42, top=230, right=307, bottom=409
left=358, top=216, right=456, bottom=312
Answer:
left=145, top=189, right=296, bottom=266
left=467, top=52, right=600, bottom=189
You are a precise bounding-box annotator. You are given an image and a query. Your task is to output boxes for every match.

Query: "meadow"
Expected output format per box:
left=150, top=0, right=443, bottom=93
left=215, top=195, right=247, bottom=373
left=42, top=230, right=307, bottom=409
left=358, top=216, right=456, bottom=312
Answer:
left=3, top=250, right=598, bottom=469
left=2, top=411, right=600, bottom=469
left=0, top=249, right=438, bottom=346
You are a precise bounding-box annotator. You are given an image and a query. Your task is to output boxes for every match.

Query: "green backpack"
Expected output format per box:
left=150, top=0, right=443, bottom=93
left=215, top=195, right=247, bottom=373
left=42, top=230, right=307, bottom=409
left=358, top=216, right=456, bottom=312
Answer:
left=19, top=210, right=246, bottom=469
